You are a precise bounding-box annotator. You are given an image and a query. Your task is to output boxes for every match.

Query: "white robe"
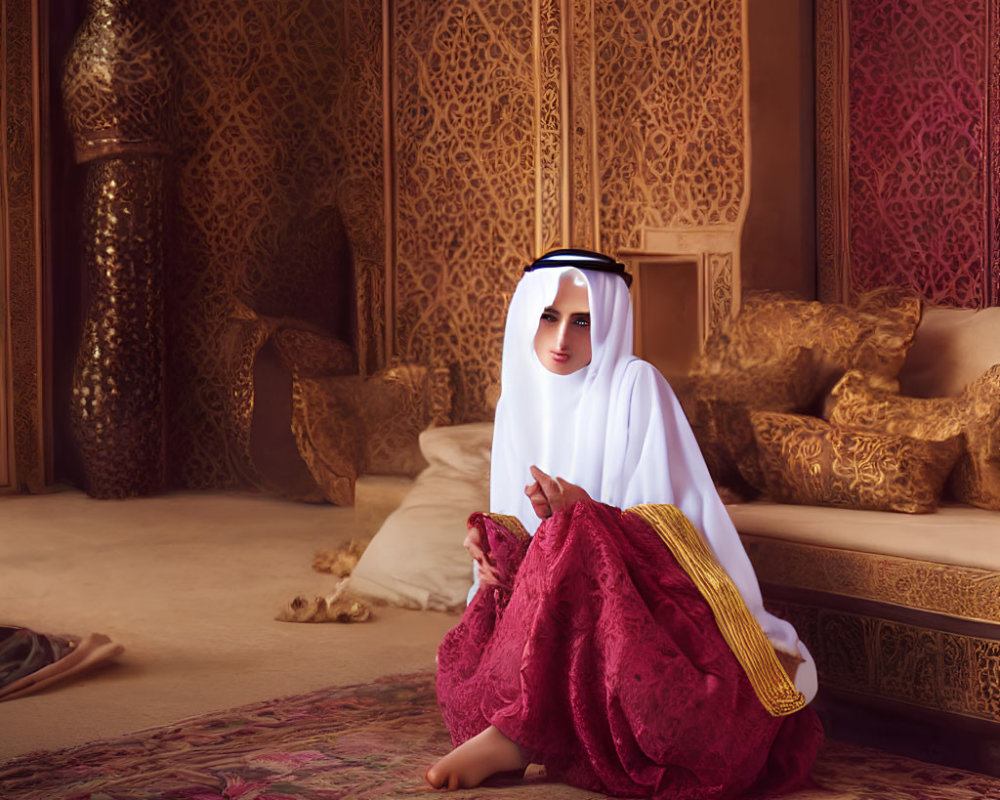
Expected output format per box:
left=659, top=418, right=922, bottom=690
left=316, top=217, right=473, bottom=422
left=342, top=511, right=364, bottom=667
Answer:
left=482, top=264, right=817, bottom=702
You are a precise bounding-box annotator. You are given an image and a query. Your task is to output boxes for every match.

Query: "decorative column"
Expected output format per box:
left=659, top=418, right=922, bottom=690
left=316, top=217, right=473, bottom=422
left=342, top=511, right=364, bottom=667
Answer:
left=62, top=0, right=173, bottom=498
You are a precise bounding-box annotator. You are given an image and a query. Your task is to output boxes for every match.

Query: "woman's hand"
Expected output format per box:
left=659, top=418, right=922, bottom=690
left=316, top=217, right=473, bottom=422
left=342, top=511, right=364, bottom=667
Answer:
left=524, top=465, right=592, bottom=519
left=464, top=522, right=500, bottom=587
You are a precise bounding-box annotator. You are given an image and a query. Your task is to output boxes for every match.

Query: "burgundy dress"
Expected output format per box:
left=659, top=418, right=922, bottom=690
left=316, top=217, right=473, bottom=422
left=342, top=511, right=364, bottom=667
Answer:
left=436, top=501, right=823, bottom=800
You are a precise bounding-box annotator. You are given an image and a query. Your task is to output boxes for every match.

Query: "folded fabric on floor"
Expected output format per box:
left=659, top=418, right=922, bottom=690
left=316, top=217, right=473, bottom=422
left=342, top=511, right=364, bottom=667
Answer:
left=0, top=626, right=123, bottom=701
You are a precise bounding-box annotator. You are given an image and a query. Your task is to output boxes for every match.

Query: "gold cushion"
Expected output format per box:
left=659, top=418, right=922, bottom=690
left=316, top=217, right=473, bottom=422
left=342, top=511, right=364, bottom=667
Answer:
left=827, top=367, right=1000, bottom=511
left=701, top=288, right=923, bottom=406
left=825, top=370, right=962, bottom=439
left=954, top=365, right=1000, bottom=509
left=751, top=411, right=963, bottom=514
left=272, top=328, right=357, bottom=378
left=675, top=347, right=816, bottom=498
left=292, top=364, right=454, bottom=504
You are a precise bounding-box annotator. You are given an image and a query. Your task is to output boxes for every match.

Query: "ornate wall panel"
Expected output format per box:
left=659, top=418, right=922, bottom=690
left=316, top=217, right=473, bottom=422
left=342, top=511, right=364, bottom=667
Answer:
left=391, top=0, right=537, bottom=421
left=567, top=0, right=598, bottom=250
left=537, top=0, right=564, bottom=254
left=594, top=0, right=747, bottom=257
left=819, top=0, right=1000, bottom=307
left=157, top=1, right=383, bottom=489
left=815, top=0, right=850, bottom=303
left=992, top=2, right=1000, bottom=306
left=708, top=252, right=735, bottom=333
left=745, top=537, right=1000, bottom=625
left=36, top=0, right=755, bottom=493
left=1, top=0, right=49, bottom=492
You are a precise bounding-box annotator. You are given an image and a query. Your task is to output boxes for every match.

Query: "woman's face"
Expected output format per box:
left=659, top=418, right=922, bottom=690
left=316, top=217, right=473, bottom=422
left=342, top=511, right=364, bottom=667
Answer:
left=533, top=275, right=592, bottom=375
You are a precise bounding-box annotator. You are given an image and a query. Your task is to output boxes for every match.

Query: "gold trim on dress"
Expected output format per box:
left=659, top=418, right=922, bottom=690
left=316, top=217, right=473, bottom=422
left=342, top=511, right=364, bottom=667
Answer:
left=626, top=503, right=807, bottom=717
left=480, top=513, right=532, bottom=544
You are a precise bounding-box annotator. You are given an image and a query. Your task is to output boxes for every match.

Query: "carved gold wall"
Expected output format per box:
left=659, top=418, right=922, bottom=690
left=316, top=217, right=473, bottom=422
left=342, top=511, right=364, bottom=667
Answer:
left=390, top=1, right=538, bottom=422
left=594, top=0, right=747, bottom=251
left=388, top=0, right=749, bottom=423
left=153, top=1, right=385, bottom=489
left=21, top=0, right=748, bottom=492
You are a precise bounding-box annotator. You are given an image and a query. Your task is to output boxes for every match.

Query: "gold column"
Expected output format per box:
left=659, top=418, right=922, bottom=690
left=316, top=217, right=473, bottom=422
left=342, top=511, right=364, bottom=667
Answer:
left=62, top=0, right=173, bottom=497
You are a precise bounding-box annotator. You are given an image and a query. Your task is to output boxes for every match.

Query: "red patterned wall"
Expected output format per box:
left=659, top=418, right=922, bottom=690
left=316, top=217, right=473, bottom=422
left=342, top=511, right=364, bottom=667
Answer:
left=848, top=0, right=994, bottom=306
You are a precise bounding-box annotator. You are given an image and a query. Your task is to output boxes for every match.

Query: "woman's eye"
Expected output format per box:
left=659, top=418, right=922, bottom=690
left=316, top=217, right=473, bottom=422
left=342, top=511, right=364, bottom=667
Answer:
left=573, top=317, right=590, bottom=327
left=540, top=312, right=557, bottom=323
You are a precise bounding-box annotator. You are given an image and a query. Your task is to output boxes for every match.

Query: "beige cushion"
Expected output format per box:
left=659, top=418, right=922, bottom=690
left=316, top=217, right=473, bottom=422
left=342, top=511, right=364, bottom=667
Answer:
left=729, top=501, right=1000, bottom=572
left=349, top=423, right=492, bottom=611
left=899, top=306, right=1000, bottom=397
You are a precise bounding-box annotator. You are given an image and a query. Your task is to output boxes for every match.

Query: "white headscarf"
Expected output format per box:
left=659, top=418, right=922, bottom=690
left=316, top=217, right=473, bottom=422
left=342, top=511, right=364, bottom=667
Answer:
left=486, top=263, right=818, bottom=701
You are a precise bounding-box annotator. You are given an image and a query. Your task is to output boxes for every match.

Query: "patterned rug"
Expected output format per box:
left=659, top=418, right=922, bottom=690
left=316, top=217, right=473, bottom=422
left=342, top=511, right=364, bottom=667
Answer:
left=0, top=671, right=997, bottom=800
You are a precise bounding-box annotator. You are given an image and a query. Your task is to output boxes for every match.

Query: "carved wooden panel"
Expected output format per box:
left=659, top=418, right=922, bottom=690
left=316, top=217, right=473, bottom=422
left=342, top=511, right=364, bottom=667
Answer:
left=815, top=0, right=850, bottom=303
left=594, top=0, right=747, bottom=256
left=745, top=536, right=1000, bottom=624
left=568, top=0, right=598, bottom=250
left=770, top=600, right=1000, bottom=724
left=538, top=0, right=564, bottom=254
left=2, top=0, right=48, bottom=492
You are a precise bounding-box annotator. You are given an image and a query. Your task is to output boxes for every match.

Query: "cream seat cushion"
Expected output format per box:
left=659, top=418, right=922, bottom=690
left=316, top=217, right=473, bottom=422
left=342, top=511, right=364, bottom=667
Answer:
left=728, top=500, right=1000, bottom=572
left=349, top=423, right=493, bottom=611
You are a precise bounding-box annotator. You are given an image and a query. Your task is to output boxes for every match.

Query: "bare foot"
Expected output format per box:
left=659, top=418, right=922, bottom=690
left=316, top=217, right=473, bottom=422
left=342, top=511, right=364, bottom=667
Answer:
left=425, top=725, right=528, bottom=790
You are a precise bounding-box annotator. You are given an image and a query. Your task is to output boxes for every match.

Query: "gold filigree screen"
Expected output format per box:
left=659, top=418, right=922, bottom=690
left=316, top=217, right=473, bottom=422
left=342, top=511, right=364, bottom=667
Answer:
left=594, top=0, right=747, bottom=255
left=390, top=0, right=537, bottom=422
left=389, top=0, right=749, bottom=423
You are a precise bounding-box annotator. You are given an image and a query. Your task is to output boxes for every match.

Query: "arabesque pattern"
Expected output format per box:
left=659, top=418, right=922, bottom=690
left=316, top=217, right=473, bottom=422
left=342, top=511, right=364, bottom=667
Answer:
left=41, top=0, right=753, bottom=495
left=157, top=1, right=383, bottom=489
left=2, top=0, right=46, bottom=491
left=745, top=537, right=1000, bottom=625
left=595, top=0, right=746, bottom=255
left=392, top=0, right=537, bottom=421
left=769, top=600, right=1000, bottom=724
left=848, top=0, right=988, bottom=306
left=538, top=0, right=564, bottom=254
left=569, top=0, right=597, bottom=249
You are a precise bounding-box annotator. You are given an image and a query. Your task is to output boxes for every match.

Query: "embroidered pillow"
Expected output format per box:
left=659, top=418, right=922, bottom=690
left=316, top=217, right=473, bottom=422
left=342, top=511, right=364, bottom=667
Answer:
left=675, top=347, right=816, bottom=499
left=825, top=370, right=962, bottom=439
left=827, top=367, right=1000, bottom=511
left=292, top=364, right=455, bottom=504
left=750, top=411, right=963, bottom=514
left=701, top=288, right=922, bottom=410
left=952, top=365, right=1000, bottom=510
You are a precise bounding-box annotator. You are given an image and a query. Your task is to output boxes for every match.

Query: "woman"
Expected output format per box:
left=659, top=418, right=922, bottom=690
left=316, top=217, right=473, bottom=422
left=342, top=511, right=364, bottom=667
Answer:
left=426, top=249, right=823, bottom=797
